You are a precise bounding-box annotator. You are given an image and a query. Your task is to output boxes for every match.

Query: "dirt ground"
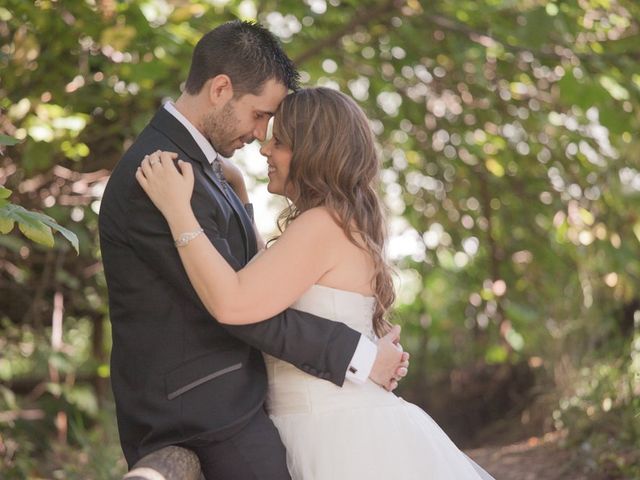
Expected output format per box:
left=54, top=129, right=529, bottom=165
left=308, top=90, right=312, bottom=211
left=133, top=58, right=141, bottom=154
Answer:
left=465, top=431, right=604, bottom=480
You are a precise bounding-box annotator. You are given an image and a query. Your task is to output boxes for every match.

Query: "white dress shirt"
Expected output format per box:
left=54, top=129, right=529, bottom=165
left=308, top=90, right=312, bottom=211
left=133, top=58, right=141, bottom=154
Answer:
left=163, top=101, right=377, bottom=384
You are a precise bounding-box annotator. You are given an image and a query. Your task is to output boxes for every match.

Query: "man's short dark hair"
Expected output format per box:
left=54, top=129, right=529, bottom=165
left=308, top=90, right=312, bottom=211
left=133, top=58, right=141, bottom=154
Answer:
left=184, top=20, right=299, bottom=96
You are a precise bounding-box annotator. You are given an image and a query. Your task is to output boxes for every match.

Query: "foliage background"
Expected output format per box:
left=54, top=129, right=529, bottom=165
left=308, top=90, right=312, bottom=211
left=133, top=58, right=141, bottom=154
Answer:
left=1, top=0, right=639, bottom=477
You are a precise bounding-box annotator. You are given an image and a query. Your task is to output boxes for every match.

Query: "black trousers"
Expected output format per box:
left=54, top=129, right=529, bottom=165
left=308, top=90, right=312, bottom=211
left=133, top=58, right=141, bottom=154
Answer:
left=186, top=408, right=291, bottom=480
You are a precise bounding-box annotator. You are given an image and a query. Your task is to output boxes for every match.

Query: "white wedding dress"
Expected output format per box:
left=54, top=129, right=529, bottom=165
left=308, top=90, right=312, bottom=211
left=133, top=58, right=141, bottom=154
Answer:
left=264, top=284, right=495, bottom=480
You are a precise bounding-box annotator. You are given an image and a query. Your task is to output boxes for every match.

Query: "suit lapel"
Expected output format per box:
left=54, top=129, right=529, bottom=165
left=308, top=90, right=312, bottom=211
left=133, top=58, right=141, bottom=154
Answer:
left=200, top=165, right=256, bottom=262
left=225, top=187, right=258, bottom=259
left=149, top=108, right=255, bottom=263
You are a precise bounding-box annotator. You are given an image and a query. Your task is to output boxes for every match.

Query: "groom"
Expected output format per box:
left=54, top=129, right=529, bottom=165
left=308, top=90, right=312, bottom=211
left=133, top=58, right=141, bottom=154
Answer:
left=99, top=20, right=407, bottom=479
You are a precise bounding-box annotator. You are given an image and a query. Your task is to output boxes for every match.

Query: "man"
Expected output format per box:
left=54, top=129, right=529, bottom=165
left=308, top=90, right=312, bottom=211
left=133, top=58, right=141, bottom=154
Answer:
left=99, top=20, right=407, bottom=479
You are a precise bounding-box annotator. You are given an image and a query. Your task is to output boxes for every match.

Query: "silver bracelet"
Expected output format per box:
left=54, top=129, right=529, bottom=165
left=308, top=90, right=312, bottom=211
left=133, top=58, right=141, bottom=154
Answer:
left=174, top=228, right=204, bottom=248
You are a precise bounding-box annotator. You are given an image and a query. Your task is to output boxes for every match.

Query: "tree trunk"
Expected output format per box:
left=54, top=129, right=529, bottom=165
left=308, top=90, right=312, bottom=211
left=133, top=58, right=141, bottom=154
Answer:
left=122, top=446, right=203, bottom=480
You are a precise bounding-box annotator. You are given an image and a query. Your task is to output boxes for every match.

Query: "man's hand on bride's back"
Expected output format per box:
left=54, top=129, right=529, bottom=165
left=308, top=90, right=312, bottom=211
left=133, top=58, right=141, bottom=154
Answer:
left=369, top=325, right=410, bottom=391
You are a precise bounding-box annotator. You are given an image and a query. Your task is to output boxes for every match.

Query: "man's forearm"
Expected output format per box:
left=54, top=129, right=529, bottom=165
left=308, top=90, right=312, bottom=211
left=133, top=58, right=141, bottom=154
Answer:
left=224, top=308, right=361, bottom=387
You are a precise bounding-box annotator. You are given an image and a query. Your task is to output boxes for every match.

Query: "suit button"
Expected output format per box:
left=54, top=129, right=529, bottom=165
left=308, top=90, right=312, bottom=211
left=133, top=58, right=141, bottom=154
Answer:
left=321, top=373, right=330, bottom=379
left=309, top=368, right=317, bottom=375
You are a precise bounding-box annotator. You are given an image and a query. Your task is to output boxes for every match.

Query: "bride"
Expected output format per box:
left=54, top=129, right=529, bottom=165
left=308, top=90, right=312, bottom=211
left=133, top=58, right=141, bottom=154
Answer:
left=136, top=87, right=494, bottom=479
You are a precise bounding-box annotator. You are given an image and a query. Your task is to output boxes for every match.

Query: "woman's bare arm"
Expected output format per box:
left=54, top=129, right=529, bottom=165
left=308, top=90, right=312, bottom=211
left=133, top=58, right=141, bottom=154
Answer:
left=136, top=151, right=340, bottom=324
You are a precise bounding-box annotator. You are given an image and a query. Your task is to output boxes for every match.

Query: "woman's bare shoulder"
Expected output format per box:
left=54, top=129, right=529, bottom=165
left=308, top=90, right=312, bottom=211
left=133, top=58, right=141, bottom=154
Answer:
left=287, top=206, right=342, bottom=232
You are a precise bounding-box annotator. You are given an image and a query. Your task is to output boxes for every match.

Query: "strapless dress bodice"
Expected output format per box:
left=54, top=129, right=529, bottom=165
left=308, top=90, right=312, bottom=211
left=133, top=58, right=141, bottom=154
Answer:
left=287, top=284, right=376, bottom=338
left=263, top=284, right=397, bottom=416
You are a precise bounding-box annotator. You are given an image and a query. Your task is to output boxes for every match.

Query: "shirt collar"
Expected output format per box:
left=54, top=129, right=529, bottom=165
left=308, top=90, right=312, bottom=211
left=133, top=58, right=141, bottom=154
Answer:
left=163, top=101, right=219, bottom=165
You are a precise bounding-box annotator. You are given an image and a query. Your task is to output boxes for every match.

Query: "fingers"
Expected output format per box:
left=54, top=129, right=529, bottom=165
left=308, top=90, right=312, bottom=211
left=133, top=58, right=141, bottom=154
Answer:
left=177, top=159, right=194, bottom=183
left=389, top=350, right=410, bottom=389
left=391, top=324, right=401, bottom=337
left=140, top=154, right=155, bottom=177
left=159, top=150, right=178, bottom=167
left=396, top=350, right=410, bottom=380
left=399, top=352, right=410, bottom=370
left=135, top=167, right=149, bottom=193
left=147, top=151, right=162, bottom=166
left=369, top=330, right=408, bottom=391
left=141, top=151, right=187, bottom=185
left=382, top=325, right=401, bottom=343
left=142, top=151, right=177, bottom=168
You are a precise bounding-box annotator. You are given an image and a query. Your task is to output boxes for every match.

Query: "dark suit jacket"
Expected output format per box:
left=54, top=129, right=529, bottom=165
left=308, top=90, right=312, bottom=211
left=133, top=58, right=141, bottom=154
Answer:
left=98, top=108, right=361, bottom=466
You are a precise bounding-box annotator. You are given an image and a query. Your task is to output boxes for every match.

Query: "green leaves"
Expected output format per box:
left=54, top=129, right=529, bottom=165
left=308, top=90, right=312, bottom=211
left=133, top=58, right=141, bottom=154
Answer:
left=0, top=203, right=79, bottom=253
left=1, top=129, right=79, bottom=252
left=0, top=214, right=13, bottom=234
left=0, top=187, right=12, bottom=228
left=0, top=134, right=20, bottom=146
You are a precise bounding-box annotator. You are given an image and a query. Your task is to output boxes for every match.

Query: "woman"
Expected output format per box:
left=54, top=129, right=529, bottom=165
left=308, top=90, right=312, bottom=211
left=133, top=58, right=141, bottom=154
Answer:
left=136, top=87, right=494, bottom=479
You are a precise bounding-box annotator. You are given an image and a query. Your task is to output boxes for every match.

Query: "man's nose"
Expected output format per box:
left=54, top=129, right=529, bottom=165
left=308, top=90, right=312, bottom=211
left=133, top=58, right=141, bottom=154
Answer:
left=253, top=118, right=269, bottom=142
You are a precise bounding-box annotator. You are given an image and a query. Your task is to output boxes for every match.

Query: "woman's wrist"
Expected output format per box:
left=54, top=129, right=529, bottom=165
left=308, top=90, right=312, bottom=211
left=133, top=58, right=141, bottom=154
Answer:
left=166, top=208, right=200, bottom=238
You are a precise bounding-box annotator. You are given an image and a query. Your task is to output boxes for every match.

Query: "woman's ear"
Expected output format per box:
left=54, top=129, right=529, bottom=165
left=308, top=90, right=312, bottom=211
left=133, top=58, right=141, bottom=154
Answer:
left=207, top=74, right=234, bottom=106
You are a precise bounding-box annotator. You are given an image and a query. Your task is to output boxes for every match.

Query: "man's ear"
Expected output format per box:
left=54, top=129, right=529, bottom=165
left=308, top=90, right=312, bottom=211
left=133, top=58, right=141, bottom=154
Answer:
left=207, top=74, right=234, bottom=106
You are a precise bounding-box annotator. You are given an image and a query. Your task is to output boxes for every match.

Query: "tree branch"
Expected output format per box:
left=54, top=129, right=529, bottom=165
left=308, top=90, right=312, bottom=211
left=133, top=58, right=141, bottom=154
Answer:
left=123, top=446, right=202, bottom=480
left=422, top=12, right=640, bottom=62
left=293, top=0, right=407, bottom=66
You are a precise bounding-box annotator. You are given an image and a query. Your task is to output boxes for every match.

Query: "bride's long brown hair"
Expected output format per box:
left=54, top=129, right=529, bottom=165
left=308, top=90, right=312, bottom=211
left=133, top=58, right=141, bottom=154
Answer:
left=271, top=87, right=395, bottom=337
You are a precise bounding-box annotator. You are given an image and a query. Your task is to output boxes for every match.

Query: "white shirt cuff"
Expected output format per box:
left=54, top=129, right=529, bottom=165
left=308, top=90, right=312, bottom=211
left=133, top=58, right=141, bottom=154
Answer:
left=345, top=334, right=377, bottom=384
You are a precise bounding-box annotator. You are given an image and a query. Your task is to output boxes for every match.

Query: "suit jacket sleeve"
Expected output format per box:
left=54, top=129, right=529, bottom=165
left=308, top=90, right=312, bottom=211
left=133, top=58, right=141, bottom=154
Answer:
left=125, top=177, right=360, bottom=387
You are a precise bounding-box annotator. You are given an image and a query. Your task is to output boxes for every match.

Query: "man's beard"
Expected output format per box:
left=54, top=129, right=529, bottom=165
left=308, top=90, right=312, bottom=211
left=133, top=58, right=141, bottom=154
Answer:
left=202, top=101, right=241, bottom=157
